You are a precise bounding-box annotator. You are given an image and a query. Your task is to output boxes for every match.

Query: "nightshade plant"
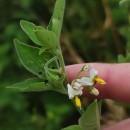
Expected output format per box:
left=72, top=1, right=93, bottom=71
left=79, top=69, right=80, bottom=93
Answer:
left=8, top=0, right=106, bottom=129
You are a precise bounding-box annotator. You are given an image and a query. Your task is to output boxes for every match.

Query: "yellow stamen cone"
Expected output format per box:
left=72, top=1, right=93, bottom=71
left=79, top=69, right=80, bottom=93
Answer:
left=75, top=96, right=81, bottom=109
left=95, top=77, right=106, bottom=85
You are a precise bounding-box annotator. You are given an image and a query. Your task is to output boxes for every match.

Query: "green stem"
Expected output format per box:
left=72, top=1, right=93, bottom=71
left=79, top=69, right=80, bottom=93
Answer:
left=56, top=42, right=68, bottom=85
left=44, top=56, right=58, bottom=68
left=77, top=106, right=85, bottom=115
left=52, top=51, right=60, bottom=69
left=44, top=56, right=58, bottom=76
left=55, top=56, right=60, bottom=69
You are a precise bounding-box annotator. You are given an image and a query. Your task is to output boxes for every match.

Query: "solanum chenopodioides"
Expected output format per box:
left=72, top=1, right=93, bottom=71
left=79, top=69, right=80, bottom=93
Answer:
left=9, top=0, right=67, bottom=95
left=8, top=0, right=106, bottom=129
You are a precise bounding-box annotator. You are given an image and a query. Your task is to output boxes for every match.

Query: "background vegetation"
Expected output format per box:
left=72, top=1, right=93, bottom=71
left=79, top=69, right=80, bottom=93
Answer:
left=0, top=0, right=130, bottom=129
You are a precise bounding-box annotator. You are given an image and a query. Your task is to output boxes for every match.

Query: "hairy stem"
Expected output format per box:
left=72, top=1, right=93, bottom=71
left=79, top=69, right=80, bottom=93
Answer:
left=56, top=43, right=67, bottom=86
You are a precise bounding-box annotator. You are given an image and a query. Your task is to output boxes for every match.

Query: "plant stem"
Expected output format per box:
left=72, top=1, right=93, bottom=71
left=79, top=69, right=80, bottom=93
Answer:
left=56, top=42, right=68, bottom=86
left=44, top=56, right=58, bottom=77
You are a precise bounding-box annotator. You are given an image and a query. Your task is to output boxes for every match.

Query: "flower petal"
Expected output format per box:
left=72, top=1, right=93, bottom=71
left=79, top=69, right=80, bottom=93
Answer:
left=76, top=77, right=94, bottom=86
left=67, top=84, right=75, bottom=99
left=90, top=68, right=98, bottom=79
left=73, top=82, right=81, bottom=89
left=73, top=88, right=83, bottom=96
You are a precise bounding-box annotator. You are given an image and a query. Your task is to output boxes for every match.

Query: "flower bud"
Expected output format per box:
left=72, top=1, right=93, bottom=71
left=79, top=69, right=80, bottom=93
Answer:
left=90, top=87, right=99, bottom=96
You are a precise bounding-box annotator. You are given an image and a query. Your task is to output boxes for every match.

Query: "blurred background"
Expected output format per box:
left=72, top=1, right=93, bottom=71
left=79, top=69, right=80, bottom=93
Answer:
left=0, top=0, right=130, bottom=129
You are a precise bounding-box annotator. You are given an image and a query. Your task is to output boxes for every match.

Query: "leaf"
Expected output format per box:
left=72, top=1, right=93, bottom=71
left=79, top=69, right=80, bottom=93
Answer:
left=119, top=0, right=130, bottom=7
left=61, top=125, right=83, bottom=130
left=7, top=77, right=42, bottom=91
left=46, top=71, right=66, bottom=92
left=79, top=100, right=100, bottom=130
left=20, top=20, right=43, bottom=46
left=46, top=69, right=65, bottom=86
left=47, top=0, right=65, bottom=38
left=37, top=26, right=45, bottom=30
left=34, top=30, right=57, bottom=50
left=7, top=77, right=67, bottom=94
left=14, top=39, right=54, bottom=78
left=97, top=100, right=102, bottom=115
left=118, top=54, right=126, bottom=63
left=48, top=17, right=53, bottom=31
left=53, top=75, right=65, bottom=88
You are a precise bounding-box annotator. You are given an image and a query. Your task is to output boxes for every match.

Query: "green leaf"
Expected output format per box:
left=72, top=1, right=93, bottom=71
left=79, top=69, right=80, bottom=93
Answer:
left=7, top=77, right=67, bottom=94
left=36, top=26, right=45, bottom=30
left=118, top=54, right=126, bottom=63
left=46, top=71, right=66, bottom=92
left=79, top=100, right=100, bottom=130
left=47, top=0, right=65, bottom=38
left=119, top=0, right=130, bottom=7
left=7, top=77, right=42, bottom=92
left=34, top=30, right=57, bottom=50
left=53, top=75, right=65, bottom=88
left=20, top=20, right=43, bottom=46
left=14, top=39, right=54, bottom=79
left=48, top=18, right=53, bottom=31
left=97, top=100, right=102, bottom=115
left=46, top=69, right=64, bottom=86
left=61, top=125, right=83, bottom=130
left=53, top=75, right=65, bottom=89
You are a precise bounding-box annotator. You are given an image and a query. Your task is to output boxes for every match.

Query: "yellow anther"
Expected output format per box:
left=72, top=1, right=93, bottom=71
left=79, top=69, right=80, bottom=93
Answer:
left=75, top=96, right=81, bottom=109
left=95, top=77, right=106, bottom=85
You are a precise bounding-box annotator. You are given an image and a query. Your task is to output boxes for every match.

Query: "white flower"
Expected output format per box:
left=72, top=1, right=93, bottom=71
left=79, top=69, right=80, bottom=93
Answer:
left=67, top=84, right=74, bottom=99
left=73, top=82, right=82, bottom=89
left=89, top=67, right=98, bottom=79
left=76, top=77, right=93, bottom=86
left=76, top=65, right=99, bottom=86
left=67, top=83, right=83, bottom=99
